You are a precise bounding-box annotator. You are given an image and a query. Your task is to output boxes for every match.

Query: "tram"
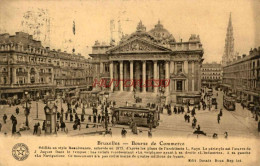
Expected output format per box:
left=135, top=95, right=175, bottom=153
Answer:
left=111, top=107, right=160, bottom=128
left=223, top=95, right=236, bottom=111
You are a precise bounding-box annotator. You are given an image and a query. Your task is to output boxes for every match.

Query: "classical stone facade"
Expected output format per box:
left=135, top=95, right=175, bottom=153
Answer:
left=201, top=62, right=222, bottom=87
left=90, top=21, right=204, bottom=104
left=222, top=47, right=260, bottom=104
left=0, top=32, right=93, bottom=100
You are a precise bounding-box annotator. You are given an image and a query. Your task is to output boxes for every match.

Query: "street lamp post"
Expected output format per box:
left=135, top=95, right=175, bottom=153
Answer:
left=23, top=91, right=31, bottom=128
left=104, top=92, right=109, bottom=134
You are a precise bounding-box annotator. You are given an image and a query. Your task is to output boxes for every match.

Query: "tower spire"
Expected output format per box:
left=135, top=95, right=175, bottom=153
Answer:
left=222, top=12, right=235, bottom=66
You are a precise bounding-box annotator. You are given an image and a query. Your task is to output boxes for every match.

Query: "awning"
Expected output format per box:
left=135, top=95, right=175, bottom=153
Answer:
left=244, top=90, right=260, bottom=97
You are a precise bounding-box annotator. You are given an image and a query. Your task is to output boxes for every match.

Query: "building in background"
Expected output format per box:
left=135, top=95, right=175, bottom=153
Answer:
left=201, top=62, right=222, bottom=88
left=222, top=47, right=260, bottom=105
left=0, top=32, right=93, bottom=101
left=90, top=21, right=204, bottom=105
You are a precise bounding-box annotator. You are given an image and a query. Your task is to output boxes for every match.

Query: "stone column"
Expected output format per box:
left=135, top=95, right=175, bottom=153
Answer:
left=109, top=61, right=114, bottom=92
left=119, top=61, right=123, bottom=91
left=192, top=61, right=195, bottom=91
left=100, top=62, right=103, bottom=74
left=184, top=61, right=188, bottom=74
left=12, top=67, right=16, bottom=84
left=165, top=61, right=170, bottom=94
left=130, top=60, right=134, bottom=92
left=142, top=60, right=146, bottom=93
left=153, top=60, right=158, bottom=93
left=170, top=61, right=174, bottom=74
left=27, top=69, right=31, bottom=84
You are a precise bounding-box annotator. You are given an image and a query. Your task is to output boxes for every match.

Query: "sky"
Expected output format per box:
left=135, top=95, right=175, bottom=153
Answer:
left=0, top=0, right=259, bottom=63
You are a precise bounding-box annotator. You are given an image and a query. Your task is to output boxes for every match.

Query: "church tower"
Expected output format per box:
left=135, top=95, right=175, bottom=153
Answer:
left=222, top=13, right=235, bottom=66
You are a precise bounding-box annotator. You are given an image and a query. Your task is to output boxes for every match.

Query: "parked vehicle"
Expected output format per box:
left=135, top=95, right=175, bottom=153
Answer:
left=247, top=102, right=255, bottom=111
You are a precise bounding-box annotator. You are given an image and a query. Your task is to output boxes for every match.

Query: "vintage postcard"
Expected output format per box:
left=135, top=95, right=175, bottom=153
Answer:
left=0, top=0, right=259, bottom=165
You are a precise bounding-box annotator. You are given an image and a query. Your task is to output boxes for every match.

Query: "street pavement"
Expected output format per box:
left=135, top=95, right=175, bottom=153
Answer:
left=0, top=88, right=259, bottom=138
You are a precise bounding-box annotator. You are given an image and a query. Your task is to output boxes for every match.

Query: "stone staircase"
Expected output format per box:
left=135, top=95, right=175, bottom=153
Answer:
left=108, top=91, right=159, bottom=107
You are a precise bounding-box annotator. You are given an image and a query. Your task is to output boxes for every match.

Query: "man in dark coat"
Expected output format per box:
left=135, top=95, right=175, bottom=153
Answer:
left=174, top=106, right=177, bottom=114
left=12, top=118, right=17, bottom=134
left=121, top=128, right=127, bottom=137
left=187, top=115, right=190, bottom=123
left=81, top=114, right=85, bottom=122
left=70, top=113, right=73, bottom=122
left=184, top=114, right=187, bottom=122
left=33, top=123, right=38, bottom=135
left=219, top=109, right=223, bottom=117
left=15, top=107, right=19, bottom=115
left=75, top=113, right=79, bottom=120
left=65, top=112, right=68, bottom=120
left=42, top=120, right=46, bottom=131
left=60, top=121, right=66, bottom=132
left=93, top=114, right=97, bottom=123
left=57, top=112, right=61, bottom=120
left=217, top=114, right=221, bottom=124
left=98, top=114, right=101, bottom=123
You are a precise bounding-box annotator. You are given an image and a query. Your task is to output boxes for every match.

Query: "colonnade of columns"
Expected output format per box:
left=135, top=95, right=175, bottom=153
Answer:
left=101, top=59, right=198, bottom=93
left=108, top=60, right=170, bottom=93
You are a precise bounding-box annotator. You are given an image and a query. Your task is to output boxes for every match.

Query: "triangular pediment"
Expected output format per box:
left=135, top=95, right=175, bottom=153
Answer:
left=107, top=37, right=171, bottom=54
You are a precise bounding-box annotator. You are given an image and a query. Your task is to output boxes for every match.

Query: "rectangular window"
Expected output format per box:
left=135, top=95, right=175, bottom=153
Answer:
left=177, top=81, right=183, bottom=91
left=176, top=62, right=183, bottom=74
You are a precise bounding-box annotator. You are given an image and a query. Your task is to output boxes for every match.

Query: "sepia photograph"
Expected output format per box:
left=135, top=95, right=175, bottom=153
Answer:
left=0, top=0, right=259, bottom=165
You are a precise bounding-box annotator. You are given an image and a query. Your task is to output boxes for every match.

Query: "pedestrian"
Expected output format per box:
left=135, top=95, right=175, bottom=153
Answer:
left=56, top=121, right=60, bottom=131
left=75, top=113, right=79, bottom=120
left=98, top=114, right=101, bottom=123
left=213, top=133, right=218, bottom=139
left=70, top=113, right=73, bottom=122
left=174, top=106, right=177, bottom=114
left=217, top=114, right=221, bottom=124
left=148, top=130, right=152, bottom=138
left=0, top=122, right=2, bottom=132
left=61, top=107, right=64, bottom=115
left=184, top=113, right=187, bottom=122
left=3, top=114, right=7, bottom=124
left=93, top=114, right=97, bottom=123
left=42, top=120, right=46, bottom=131
left=12, top=118, right=17, bottom=134
left=81, top=114, right=85, bottom=122
left=15, top=107, right=19, bottom=115
left=33, top=123, right=38, bottom=135
left=57, top=112, right=61, bottom=120
left=193, top=117, right=197, bottom=125
left=65, top=111, right=68, bottom=120
left=196, top=125, right=200, bottom=131
left=219, top=109, right=223, bottom=117
left=121, top=128, right=127, bottom=137
left=255, top=114, right=258, bottom=121
left=61, top=121, right=66, bottom=132
left=224, top=131, right=228, bottom=139
left=187, top=115, right=190, bottom=123
left=77, top=119, right=81, bottom=130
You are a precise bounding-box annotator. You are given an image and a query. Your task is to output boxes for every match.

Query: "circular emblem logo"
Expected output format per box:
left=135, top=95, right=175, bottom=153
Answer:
left=12, top=143, right=30, bottom=161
